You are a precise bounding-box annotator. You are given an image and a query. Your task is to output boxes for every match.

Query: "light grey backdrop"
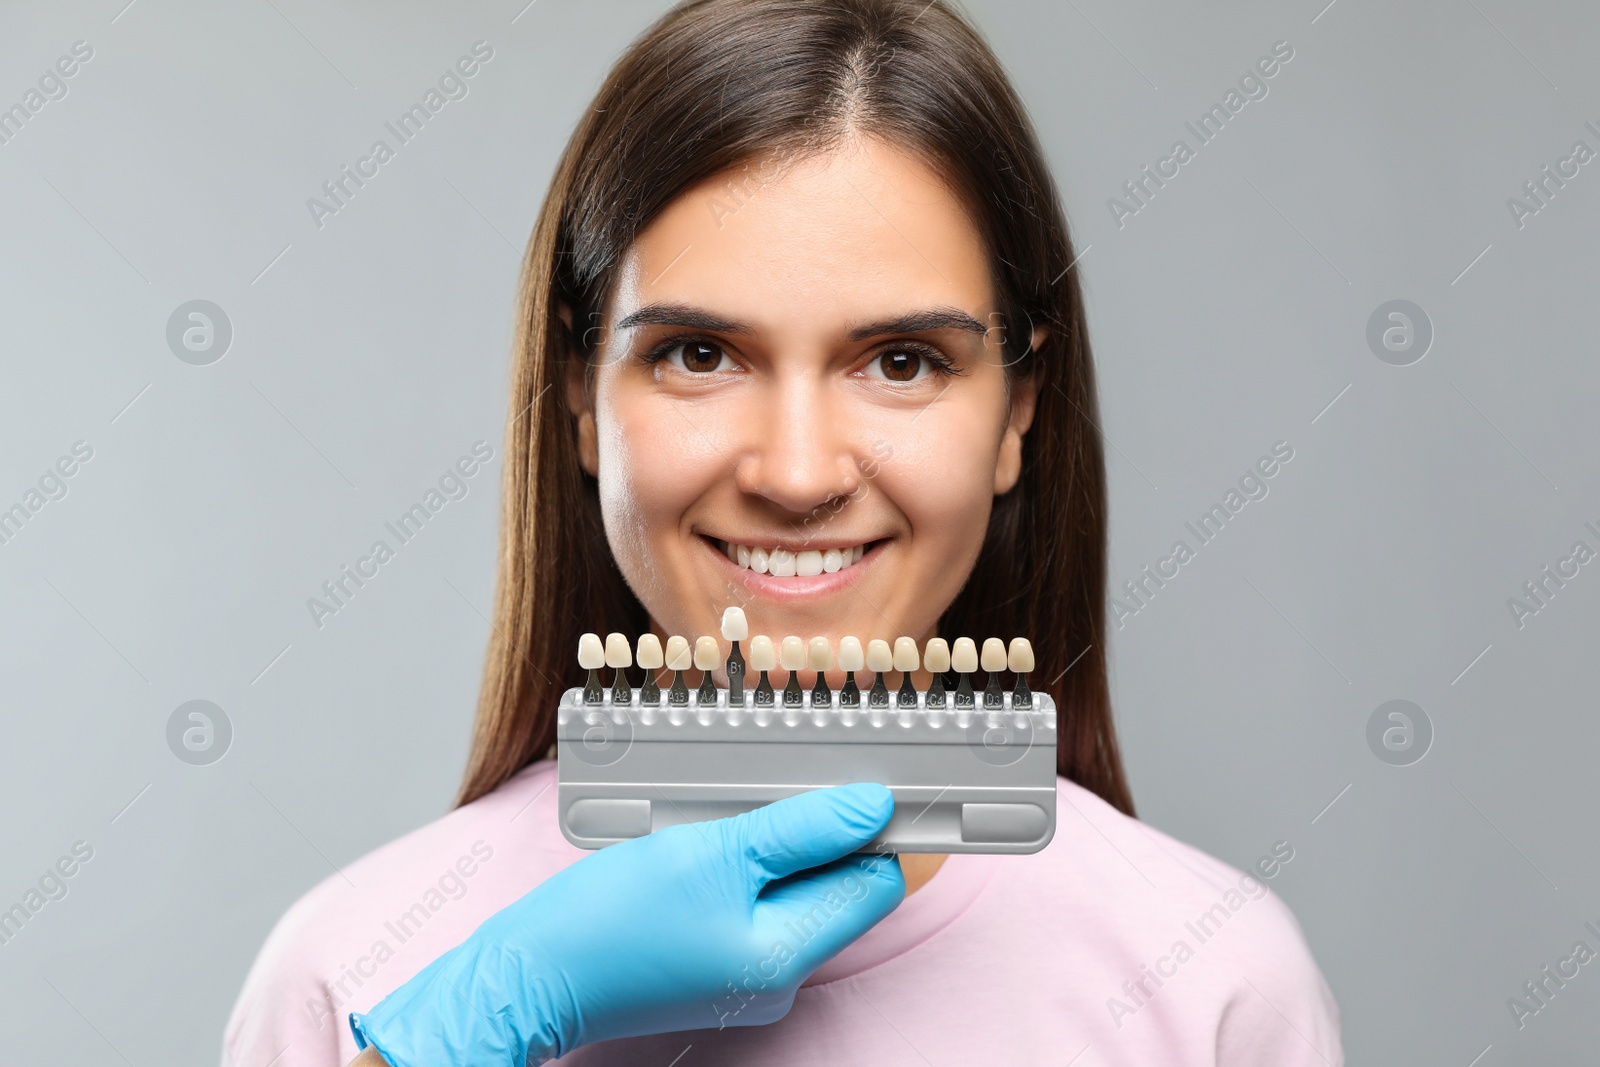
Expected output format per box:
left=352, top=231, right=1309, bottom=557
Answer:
left=2, top=0, right=1595, bottom=1063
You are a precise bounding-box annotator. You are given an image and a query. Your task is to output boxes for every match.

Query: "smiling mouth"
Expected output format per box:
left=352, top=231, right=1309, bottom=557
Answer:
left=708, top=536, right=883, bottom=577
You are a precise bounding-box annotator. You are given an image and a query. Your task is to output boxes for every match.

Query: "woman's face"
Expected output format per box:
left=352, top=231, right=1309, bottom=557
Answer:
left=566, top=135, right=1041, bottom=682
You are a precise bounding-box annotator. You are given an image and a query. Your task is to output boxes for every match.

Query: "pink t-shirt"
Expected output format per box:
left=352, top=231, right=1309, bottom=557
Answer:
left=222, top=759, right=1343, bottom=1066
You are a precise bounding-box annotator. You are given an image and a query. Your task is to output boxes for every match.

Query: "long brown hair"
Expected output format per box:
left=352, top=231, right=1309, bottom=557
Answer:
left=455, top=0, right=1135, bottom=818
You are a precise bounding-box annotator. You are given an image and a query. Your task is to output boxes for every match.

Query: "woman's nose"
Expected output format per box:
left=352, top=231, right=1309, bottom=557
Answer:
left=731, top=378, right=863, bottom=515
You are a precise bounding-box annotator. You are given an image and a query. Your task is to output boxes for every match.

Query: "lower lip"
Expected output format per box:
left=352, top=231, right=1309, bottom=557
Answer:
left=703, top=537, right=882, bottom=602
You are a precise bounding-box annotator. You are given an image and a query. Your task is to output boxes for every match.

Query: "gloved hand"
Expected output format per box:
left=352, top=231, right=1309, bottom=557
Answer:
left=349, top=782, right=905, bottom=1066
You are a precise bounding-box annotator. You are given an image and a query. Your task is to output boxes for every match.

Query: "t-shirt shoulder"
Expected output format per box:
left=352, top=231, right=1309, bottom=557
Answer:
left=1045, top=777, right=1343, bottom=1065
left=221, top=760, right=566, bottom=1067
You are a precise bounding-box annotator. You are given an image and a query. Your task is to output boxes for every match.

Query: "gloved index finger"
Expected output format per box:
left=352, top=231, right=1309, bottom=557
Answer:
left=726, top=782, right=894, bottom=888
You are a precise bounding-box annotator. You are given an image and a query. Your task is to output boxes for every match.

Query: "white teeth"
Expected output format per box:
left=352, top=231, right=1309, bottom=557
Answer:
left=720, top=539, right=874, bottom=577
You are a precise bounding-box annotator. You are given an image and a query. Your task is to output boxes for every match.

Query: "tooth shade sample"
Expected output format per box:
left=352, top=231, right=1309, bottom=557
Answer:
left=768, top=549, right=797, bottom=577
left=635, top=634, right=664, bottom=670
left=578, top=633, right=605, bottom=671
left=604, top=632, right=632, bottom=668
left=796, top=550, right=824, bottom=576
left=951, top=637, right=978, bottom=673
left=981, top=637, right=1007, bottom=673
left=664, top=635, right=692, bottom=671
left=693, top=636, right=720, bottom=671
left=1007, top=637, right=1035, bottom=672
left=721, top=606, right=749, bottom=641
left=748, top=635, right=776, bottom=672
left=866, top=639, right=893, bottom=673
left=892, top=636, right=919, bottom=673
left=838, top=636, right=865, bottom=671
left=808, top=637, right=832, bottom=671
left=923, top=638, right=951, bottom=673
left=779, top=636, right=806, bottom=671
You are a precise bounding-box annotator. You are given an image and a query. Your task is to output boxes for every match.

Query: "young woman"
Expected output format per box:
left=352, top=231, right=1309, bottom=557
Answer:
left=224, top=1, right=1343, bottom=1063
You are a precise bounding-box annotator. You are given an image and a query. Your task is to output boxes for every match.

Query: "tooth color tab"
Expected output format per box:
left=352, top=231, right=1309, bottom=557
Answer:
left=808, top=637, right=832, bottom=671
left=893, top=636, right=919, bottom=672
left=748, top=635, right=776, bottom=671
left=1007, top=637, right=1035, bottom=673
left=951, top=637, right=978, bottom=673
left=923, top=638, right=951, bottom=673
left=721, top=606, right=748, bottom=641
left=578, top=633, right=605, bottom=670
left=981, top=637, right=1007, bottom=673
left=664, top=635, right=691, bottom=671
left=693, top=636, right=720, bottom=671
left=866, top=639, right=893, bottom=673
left=636, top=633, right=664, bottom=670
left=779, top=636, right=806, bottom=671
left=838, top=636, right=864, bottom=671
left=604, top=632, right=632, bottom=668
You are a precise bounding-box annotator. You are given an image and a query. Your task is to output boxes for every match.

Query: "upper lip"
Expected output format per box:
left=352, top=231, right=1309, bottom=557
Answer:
left=704, top=533, right=884, bottom=554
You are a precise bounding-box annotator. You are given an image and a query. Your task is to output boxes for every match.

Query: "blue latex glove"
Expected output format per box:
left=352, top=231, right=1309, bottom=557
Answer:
left=349, top=782, right=905, bottom=1066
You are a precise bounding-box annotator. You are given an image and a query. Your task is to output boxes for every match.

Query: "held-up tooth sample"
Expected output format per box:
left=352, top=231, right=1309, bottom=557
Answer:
left=721, top=607, right=748, bottom=703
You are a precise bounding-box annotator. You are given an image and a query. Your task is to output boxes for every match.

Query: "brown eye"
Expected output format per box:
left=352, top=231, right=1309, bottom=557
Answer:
left=873, top=350, right=925, bottom=383
left=666, top=340, right=731, bottom=373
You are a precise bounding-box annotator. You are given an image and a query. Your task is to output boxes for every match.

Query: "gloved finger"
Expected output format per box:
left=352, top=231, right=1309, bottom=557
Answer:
left=725, top=782, right=894, bottom=888
left=752, top=851, right=906, bottom=971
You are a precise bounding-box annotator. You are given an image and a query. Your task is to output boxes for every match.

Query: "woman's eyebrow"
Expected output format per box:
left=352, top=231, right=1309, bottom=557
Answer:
left=613, top=302, right=987, bottom=339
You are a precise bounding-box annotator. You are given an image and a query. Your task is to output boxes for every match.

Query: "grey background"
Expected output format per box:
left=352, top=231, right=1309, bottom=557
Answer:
left=1, top=0, right=1594, bottom=1063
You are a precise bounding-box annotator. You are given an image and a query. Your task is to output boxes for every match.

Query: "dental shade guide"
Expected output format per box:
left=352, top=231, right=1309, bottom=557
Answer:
left=559, top=626, right=1059, bottom=855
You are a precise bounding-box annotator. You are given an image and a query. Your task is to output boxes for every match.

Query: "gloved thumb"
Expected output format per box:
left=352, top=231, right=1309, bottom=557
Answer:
left=727, top=783, right=894, bottom=887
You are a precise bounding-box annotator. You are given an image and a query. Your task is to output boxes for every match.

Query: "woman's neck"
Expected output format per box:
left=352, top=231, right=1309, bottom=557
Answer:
left=900, top=853, right=947, bottom=896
